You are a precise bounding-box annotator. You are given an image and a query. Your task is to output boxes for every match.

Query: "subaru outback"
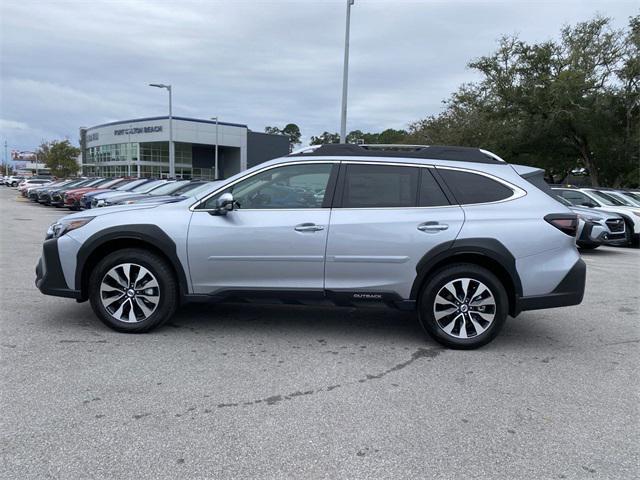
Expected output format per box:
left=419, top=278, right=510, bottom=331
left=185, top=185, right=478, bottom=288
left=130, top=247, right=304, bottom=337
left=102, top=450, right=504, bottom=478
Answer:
left=35, top=144, right=586, bottom=349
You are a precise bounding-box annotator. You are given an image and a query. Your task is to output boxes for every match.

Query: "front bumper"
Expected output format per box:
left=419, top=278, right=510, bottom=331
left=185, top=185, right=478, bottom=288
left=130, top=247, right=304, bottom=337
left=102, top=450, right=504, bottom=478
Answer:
left=35, top=238, right=81, bottom=299
left=64, top=197, right=81, bottom=208
left=50, top=193, right=64, bottom=206
left=516, top=258, right=586, bottom=313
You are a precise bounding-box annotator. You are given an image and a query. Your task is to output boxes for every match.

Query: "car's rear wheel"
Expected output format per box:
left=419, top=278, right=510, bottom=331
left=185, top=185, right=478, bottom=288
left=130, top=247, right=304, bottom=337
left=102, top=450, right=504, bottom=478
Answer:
left=89, top=248, right=178, bottom=333
left=418, top=264, right=508, bottom=349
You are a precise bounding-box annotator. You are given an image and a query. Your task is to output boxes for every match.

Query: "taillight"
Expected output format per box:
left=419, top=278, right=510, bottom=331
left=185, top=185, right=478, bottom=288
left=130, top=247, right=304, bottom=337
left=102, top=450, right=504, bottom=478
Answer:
left=545, top=214, right=578, bottom=237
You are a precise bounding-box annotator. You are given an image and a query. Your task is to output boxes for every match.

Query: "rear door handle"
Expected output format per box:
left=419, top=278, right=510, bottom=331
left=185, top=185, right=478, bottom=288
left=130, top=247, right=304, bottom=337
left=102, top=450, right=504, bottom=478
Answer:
left=418, top=222, right=449, bottom=232
left=295, top=223, right=324, bottom=232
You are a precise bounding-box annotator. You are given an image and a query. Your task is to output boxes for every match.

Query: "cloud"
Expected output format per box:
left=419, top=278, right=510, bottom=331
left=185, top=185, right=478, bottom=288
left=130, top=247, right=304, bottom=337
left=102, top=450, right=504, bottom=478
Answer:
left=0, top=119, right=29, bottom=131
left=0, top=0, right=637, bottom=149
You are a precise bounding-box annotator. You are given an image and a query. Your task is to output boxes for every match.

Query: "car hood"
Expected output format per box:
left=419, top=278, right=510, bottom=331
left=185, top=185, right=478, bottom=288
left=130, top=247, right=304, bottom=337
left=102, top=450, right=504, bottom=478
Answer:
left=62, top=203, right=161, bottom=220
left=116, top=195, right=186, bottom=205
left=65, top=187, right=103, bottom=196
left=92, top=190, right=136, bottom=200
left=569, top=206, right=621, bottom=220
left=82, top=188, right=114, bottom=198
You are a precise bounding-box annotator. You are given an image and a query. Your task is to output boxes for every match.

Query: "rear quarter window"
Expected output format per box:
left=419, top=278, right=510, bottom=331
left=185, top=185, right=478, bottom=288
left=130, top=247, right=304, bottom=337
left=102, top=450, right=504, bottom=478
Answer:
left=438, top=169, right=514, bottom=205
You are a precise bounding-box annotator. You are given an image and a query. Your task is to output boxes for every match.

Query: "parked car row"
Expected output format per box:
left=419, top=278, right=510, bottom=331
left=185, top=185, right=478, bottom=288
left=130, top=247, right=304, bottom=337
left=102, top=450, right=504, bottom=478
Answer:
left=551, top=186, right=640, bottom=248
left=3, top=174, right=52, bottom=187
left=10, top=175, right=215, bottom=211
left=6, top=173, right=639, bottom=250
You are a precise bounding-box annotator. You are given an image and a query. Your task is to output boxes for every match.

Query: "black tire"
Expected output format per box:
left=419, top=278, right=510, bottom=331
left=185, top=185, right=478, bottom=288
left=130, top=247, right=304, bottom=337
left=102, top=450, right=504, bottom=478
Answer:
left=577, top=243, right=599, bottom=250
left=418, top=263, right=508, bottom=349
left=89, top=248, right=178, bottom=333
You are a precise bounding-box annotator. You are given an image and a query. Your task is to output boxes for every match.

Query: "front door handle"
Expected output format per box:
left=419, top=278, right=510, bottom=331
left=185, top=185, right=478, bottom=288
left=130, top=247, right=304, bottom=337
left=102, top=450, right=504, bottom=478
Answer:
left=418, top=222, right=449, bottom=232
left=295, top=223, right=324, bottom=232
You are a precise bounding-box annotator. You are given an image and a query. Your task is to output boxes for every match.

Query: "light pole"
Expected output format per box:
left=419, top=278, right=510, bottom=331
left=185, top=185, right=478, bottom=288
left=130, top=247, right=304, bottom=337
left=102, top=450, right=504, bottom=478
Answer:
left=3, top=140, right=7, bottom=176
left=149, top=83, right=174, bottom=177
left=340, top=0, right=355, bottom=144
left=210, top=117, right=219, bottom=180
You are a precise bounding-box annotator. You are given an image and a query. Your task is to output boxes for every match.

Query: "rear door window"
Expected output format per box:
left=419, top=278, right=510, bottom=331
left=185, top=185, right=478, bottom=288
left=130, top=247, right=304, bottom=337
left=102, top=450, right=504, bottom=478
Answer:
left=438, top=169, right=513, bottom=204
left=341, top=164, right=419, bottom=208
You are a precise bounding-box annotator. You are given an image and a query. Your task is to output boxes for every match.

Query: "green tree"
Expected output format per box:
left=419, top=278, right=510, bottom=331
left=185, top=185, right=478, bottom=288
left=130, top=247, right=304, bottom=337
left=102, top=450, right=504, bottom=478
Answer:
left=346, top=128, right=408, bottom=144
left=310, top=132, right=341, bottom=145
left=39, top=140, right=80, bottom=178
left=265, top=123, right=302, bottom=151
left=0, top=163, right=14, bottom=176
left=281, top=123, right=301, bottom=147
left=408, top=15, right=639, bottom=187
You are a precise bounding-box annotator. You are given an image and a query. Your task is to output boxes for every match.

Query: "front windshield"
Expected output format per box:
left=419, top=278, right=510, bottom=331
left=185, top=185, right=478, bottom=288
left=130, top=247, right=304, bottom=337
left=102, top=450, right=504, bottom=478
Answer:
left=184, top=181, right=220, bottom=198
left=555, top=195, right=572, bottom=207
left=611, top=192, right=640, bottom=207
left=83, top=178, right=106, bottom=187
left=586, top=190, right=625, bottom=206
left=116, top=179, right=147, bottom=191
left=625, top=191, right=640, bottom=203
left=65, top=179, right=90, bottom=188
left=148, top=181, right=190, bottom=196
left=171, top=182, right=209, bottom=196
left=134, top=180, right=166, bottom=193
left=100, top=178, right=127, bottom=189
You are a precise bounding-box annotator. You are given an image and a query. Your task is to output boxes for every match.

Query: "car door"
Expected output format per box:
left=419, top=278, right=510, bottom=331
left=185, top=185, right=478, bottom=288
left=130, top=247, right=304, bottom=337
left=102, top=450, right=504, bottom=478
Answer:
left=187, top=161, right=338, bottom=294
left=324, top=162, right=464, bottom=299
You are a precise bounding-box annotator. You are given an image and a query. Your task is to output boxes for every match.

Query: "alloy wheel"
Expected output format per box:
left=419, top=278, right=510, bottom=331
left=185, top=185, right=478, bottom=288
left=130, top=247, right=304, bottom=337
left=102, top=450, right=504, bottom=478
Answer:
left=433, top=277, right=496, bottom=339
left=99, top=263, right=160, bottom=323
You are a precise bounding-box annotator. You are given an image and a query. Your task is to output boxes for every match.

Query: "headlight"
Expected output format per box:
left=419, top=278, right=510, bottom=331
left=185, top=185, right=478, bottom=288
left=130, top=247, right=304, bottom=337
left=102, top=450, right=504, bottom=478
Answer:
left=576, top=213, right=604, bottom=223
left=46, top=217, right=94, bottom=239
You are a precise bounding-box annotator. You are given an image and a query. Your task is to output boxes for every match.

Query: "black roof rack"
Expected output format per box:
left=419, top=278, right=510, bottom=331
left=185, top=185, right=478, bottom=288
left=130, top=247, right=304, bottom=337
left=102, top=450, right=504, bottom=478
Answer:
left=288, top=144, right=505, bottom=164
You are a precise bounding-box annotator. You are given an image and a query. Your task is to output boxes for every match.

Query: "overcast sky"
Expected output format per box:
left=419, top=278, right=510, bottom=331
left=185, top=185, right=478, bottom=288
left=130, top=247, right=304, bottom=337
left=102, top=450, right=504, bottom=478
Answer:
left=0, top=0, right=637, bottom=152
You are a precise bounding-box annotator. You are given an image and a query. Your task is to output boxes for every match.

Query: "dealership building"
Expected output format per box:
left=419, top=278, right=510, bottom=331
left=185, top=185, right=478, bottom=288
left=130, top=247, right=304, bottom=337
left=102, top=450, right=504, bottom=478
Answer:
left=79, top=116, right=290, bottom=179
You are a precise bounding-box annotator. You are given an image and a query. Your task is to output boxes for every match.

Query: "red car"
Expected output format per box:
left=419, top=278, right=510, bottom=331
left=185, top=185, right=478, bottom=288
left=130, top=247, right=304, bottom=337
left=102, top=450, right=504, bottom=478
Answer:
left=63, top=178, right=134, bottom=210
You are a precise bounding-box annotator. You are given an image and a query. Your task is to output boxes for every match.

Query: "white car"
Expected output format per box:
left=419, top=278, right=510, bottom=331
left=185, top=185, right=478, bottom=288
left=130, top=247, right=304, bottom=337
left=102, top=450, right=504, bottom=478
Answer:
left=597, top=189, right=640, bottom=208
left=18, top=178, right=53, bottom=195
left=553, top=187, right=640, bottom=246
left=6, top=175, right=26, bottom=187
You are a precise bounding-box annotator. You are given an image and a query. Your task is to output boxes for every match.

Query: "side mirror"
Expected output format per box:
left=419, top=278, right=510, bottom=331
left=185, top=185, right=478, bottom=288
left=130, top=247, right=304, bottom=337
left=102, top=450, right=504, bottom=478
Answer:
left=210, top=192, right=235, bottom=215
left=581, top=202, right=596, bottom=208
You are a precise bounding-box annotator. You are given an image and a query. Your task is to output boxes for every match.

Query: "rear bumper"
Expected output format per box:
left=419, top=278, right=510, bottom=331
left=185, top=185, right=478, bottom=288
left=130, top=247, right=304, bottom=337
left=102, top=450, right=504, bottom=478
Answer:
left=35, top=239, right=81, bottom=299
left=516, top=258, right=586, bottom=313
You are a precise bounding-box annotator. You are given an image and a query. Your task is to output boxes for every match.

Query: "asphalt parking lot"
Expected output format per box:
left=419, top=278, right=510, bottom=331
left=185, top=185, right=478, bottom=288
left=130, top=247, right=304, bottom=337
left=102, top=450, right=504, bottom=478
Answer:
left=1, top=187, right=638, bottom=480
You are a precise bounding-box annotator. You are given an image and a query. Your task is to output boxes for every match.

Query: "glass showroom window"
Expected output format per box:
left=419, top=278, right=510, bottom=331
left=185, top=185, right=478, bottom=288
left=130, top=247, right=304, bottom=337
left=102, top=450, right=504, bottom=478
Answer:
left=140, top=142, right=169, bottom=163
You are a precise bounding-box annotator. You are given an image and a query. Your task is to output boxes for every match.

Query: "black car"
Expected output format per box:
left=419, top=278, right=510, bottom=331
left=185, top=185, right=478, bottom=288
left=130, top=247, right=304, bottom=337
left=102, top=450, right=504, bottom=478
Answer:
left=38, top=179, right=89, bottom=205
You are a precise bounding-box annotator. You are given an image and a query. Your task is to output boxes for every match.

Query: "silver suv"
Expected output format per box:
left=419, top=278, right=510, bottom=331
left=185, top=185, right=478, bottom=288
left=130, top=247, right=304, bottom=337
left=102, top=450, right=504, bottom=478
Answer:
left=36, top=145, right=586, bottom=349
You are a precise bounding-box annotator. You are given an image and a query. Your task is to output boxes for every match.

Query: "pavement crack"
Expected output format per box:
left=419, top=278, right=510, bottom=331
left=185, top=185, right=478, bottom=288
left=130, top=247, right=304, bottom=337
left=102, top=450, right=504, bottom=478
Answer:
left=603, top=338, right=640, bottom=346
left=208, top=346, right=441, bottom=410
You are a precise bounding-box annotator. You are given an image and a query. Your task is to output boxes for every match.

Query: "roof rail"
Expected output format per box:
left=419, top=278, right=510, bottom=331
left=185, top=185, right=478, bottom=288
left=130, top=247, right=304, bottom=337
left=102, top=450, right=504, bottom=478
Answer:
left=287, top=143, right=505, bottom=164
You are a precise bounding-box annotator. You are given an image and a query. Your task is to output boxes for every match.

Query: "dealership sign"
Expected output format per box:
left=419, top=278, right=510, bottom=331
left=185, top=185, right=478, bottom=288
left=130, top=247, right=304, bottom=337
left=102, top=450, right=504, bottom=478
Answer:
left=11, top=150, right=37, bottom=161
left=114, top=126, right=163, bottom=136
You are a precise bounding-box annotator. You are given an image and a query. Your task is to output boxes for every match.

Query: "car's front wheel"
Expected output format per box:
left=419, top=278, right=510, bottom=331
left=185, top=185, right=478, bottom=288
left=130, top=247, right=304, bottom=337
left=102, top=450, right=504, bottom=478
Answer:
left=89, top=248, right=178, bottom=333
left=418, top=264, right=508, bottom=349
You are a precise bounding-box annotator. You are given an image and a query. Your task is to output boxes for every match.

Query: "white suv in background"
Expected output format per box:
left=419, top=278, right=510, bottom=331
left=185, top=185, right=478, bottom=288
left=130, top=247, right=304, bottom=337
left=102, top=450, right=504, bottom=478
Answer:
left=553, top=187, right=640, bottom=246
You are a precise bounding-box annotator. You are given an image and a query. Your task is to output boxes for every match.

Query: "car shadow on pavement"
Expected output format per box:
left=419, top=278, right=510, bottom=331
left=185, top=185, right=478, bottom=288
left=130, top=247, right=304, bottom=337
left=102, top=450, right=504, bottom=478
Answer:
left=51, top=299, right=565, bottom=349
left=167, top=302, right=427, bottom=344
